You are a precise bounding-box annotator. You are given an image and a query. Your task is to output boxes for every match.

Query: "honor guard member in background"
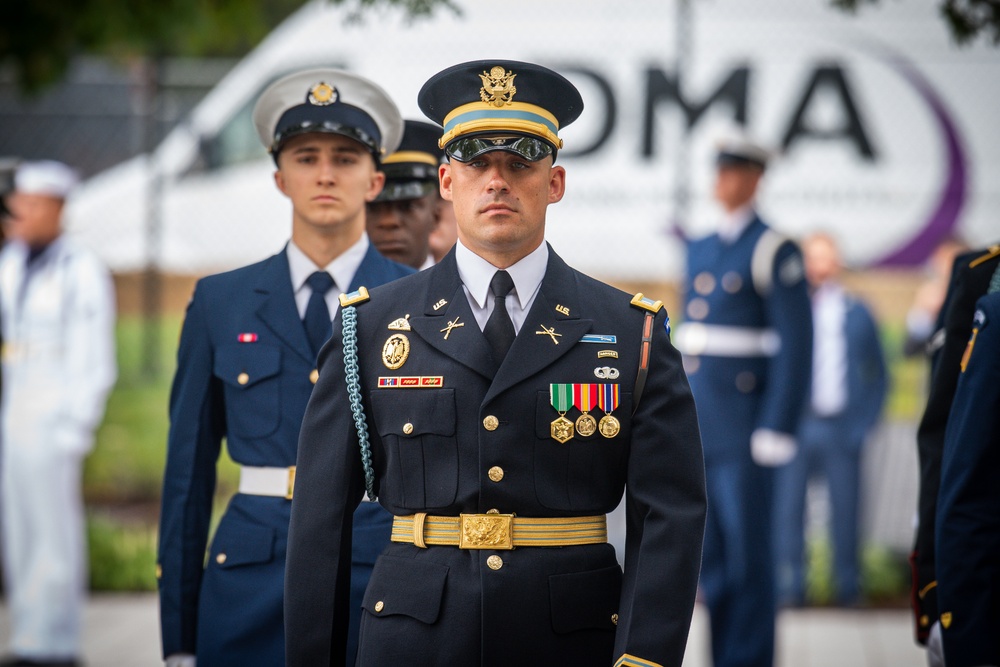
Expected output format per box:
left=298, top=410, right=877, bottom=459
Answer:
left=774, top=232, right=887, bottom=607
left=673, top=134, right=813, bottom=667
left=285, top=60, right=707, bottom=667
left=156, top=68, right=413, bottom=667
left=933, top=281, right=1000, bottom=667
left=366, top=120, right=446, bottom=270
left=910, top=242, right=1000, bottom=652
left=0, top=161, right=117, bottom=667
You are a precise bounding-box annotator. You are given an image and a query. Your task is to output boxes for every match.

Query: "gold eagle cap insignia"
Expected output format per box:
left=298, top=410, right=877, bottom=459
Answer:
left=479, top=66, right=517, bottom=107
left=308, top=82, right=337, bottom=106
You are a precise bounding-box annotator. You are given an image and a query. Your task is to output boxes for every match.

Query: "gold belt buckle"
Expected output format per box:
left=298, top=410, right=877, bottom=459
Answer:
left=459, top=513, right=514, bottom=550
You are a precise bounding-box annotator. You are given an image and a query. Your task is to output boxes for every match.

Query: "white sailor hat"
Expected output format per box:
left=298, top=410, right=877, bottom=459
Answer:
left=14, top=160, right=79, bottom=199
left=252, top=68, right=404, bottom=161
left=715, top=130, right=774, bottom=170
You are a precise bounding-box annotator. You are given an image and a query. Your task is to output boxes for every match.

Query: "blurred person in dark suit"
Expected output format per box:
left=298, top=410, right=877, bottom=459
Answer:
left=911, top=242, right=1000, bottom=649
left=155, top=68, right=413, bottom=667
left=933, top=281, right=1000, bottom=667
left=366, top=120, right=446, bottom=270
left=774, top=231, right=887, bottom=607
left=673, top=133, right=813, bottom=667
left=0, top=160, right=117, bottom=667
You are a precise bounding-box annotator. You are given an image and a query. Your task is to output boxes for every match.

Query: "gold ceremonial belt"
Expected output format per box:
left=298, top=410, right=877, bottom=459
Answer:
left=391, top=513, right=608, bottom=550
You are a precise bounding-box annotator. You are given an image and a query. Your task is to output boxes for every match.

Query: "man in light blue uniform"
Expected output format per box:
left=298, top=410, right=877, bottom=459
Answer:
left=156, top=68, right=413, bottom=667
left=674, top=135, right=813, bottom=667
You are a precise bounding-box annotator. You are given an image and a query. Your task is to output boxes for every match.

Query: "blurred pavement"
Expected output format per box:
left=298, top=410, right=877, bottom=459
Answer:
left=0, top=594, right=925, bottom=666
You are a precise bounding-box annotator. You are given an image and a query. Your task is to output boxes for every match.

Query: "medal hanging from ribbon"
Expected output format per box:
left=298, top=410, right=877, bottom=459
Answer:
left=573, top=383, right=599, bottom=437
left=597, top=383, right=621, bottom=438
left=549, top=384, right=575, bottom=443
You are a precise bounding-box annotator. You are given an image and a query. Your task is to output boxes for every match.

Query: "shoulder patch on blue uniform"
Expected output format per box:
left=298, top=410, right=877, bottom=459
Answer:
left=630, top=292, right=663, bottom=313
left=339, top=286, right=370, bottom=307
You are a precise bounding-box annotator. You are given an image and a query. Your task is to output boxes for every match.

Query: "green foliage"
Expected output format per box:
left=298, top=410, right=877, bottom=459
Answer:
left=831, top=0, right=1000, bottom=45
left=87, top=512, right=158, bottom=591
left=805, top=537, right=910, bottom=606
left=0, top=0, right=459, bottom=92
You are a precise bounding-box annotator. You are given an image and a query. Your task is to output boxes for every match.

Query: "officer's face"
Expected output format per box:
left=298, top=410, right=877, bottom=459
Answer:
left=714, top=164, right=761, bottom=212
left=440, top=150, right=565, bottom=268
left=366, top=193, right=441, bottom=269
left=274, top=133, right=384, bottom=235
left=4, top=191, right=63, bottom=247
left=803, top=234, right=841, bottom=286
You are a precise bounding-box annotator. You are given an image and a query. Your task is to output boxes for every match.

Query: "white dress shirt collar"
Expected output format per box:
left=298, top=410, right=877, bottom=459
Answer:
left=718, top=204, right=756, bottom=243
left=455, top=239, right=548, bottom=311
left=287, top=233, right=369, bottom=294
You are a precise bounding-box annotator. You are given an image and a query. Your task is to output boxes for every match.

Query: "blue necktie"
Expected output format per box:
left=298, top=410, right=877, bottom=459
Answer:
left=304, top=271, right=335, bottom=358
left=483, top=270, right=516, bottom=366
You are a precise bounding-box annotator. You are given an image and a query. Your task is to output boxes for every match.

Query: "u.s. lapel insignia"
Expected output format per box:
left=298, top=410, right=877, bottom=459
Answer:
left=382, top=334, right=410, bottom=370
left=555, top=304, right=570, bottom=316
left=440, top=317, right=465, bottom=340
left=432, top=298, right=448, bottom=311
left=536, top=324, right=562, bottom=345
left=388, top=315, right=411, bottom=331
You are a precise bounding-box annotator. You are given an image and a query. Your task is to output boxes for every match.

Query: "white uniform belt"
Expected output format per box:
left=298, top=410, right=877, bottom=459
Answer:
left=238, top=465, right=295, bottom=499
left=674, top=322, right=781, bottom=358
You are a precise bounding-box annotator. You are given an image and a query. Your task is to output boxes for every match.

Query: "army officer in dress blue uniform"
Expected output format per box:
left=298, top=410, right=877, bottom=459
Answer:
left=285, top=60, right=707, bottom=667
left=673, top=134, right=813, bottom=667
left=156, top=68, right=413, bottom=667
left=934, top=284, right=1000, bottom=667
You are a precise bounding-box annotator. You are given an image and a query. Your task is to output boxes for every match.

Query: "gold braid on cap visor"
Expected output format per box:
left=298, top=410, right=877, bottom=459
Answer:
left=439, top=101, right=562, bottom=150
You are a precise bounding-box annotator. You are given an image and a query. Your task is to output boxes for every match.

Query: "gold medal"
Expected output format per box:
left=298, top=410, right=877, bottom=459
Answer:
left=382, top=333, right=410, bottom=369
left=598, top=414, right=620, bottom=438
left=575, top=413, right=597, bottom=437
left=550, top=416, right=574, bottom=443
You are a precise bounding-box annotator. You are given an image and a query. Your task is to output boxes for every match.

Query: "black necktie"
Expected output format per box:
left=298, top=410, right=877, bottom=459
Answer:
left=484, top=270, right=516, bottom=366
left=303, top=271, right=335, bottom=358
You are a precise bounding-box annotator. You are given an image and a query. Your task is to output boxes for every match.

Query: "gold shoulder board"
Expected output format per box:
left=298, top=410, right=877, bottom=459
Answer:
left=969, top=245, right=1000, bottom=269
left=630, top=292, right=663, bottom=314
left=339, top=286, right=371, bottom=307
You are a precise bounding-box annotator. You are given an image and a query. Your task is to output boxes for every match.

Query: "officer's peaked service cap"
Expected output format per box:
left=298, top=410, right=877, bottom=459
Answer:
left=253, top=68, right=404, bottom=160
left=418, top=60, right=583, bottom=163
left=15, top=160, right=79, bottom=199
left=715, top=132, right=773, bottom=170
left=375, top=120, right=444, bottom=203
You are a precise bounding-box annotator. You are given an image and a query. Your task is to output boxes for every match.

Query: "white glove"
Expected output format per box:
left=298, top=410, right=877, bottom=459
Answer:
left=166, top=654, right=196, bottom=667
left=750, top=428, right=797, bottom=466
left=926, top=621, right=944, bottom=667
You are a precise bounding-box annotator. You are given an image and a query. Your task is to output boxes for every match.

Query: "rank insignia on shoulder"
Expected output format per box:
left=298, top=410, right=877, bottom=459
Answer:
left=339, top=286, right=370, bottom=307
left=388, top=315, right=411, bottom=331
left=630, top=292, right=663, bottom=313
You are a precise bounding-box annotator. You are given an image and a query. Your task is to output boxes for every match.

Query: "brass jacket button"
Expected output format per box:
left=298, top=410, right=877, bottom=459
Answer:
left=216, top=553, right=227, bottom=565
left=403, top=422, right=414, bottom=435
left=487, top=555, right=503, bottom=570
left=309, top=369, right=319, bottom=384
left=488, top=466, right=504, bottom=482
left=237, top=372, right=249, bottom=385
left=611, top=613, right=619, bottom=626
left=483, top=415, right=499, bottom=431
left=374, top=600, right=384, bottom=613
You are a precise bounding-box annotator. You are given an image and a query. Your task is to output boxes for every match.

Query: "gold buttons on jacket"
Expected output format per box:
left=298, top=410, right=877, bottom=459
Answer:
left=155, top=564, right=162, bottom=579
left=483, top=415, right=499, bottom=431
left=488, top=466, right=504, bottom=482
left=309, top=369, right=319, bottom=384
left=216, top=553, right=227, bottom=565
left=237, top=372, right=249, bottom=385
left=374, top=601, right=384, bottom=613
left=487, top=555, right=504, bottom=570
left=611, top=613, right=619, bottom=626
left=403, top=423, right=414, bottom=435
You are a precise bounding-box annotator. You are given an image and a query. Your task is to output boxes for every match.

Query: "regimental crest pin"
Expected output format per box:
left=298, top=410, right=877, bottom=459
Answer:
left=479, top=66, right=517, bottom=107
left=388, top=315, right=411, bottom=331
left=382, top=334, right=410, bottom=370
left=308, top=82, right=338, bottom=106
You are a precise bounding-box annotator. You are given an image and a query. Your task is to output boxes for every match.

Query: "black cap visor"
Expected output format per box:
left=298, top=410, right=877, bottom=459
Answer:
left=445, top=135, right=554, bottom=163
left=373, top=180, right=438, bottom=203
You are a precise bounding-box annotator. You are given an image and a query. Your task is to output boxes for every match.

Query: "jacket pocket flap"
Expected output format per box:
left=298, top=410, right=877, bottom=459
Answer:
left=210, top=520, right=275, bottom=568
left=214, top=344, right=281, bottom=388
left=369, top=388, right=456, bottom=438
left=549, top=565, right=622, bottom=633
left=362, top=554, right=449, bottom=624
